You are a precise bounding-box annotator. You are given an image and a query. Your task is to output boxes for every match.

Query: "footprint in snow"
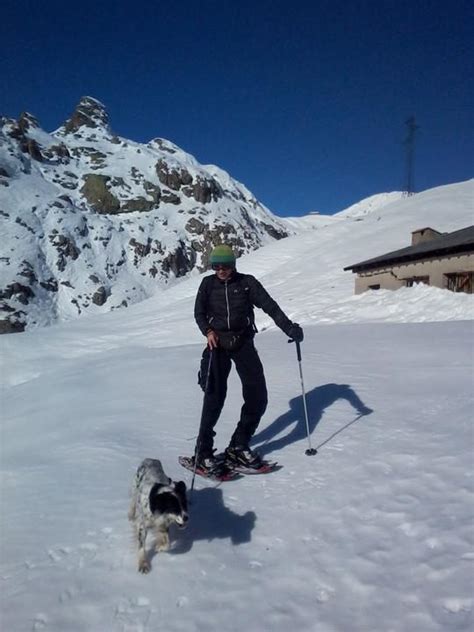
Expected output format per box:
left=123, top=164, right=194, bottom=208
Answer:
left=315, top=589, right=332, bottom=603
left=249, top=560, right=263, bottom=569
left=46, top=527, right=113, bottom=568
left=443, top=598, right=472, bottom=614
left=33, top=613, right=48, bottom=630
left=58, top=586, right=80, bottom=603
left=115, top=596, right=153, bottom=632
left=176, top=596, right=189, bottom=608
left=47, top=549, right=62, bottom=563
left=78, top=542, right=99, bottom=567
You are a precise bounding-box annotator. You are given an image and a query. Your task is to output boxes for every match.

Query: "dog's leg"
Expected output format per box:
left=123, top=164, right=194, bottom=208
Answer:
left=155, top=528, right=170, bottom=553
left=137, top=526, right=151, bottom=573
left=128, top=487, right=138, bottom=521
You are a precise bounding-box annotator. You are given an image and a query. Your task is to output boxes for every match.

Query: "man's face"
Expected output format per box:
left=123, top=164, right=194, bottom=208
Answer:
left=212, top=264, right=234, bottom=281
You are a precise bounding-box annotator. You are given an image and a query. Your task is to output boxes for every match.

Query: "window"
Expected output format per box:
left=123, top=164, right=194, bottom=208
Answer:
left=405, top=276, right=429, bottom=287
left=368, top=284, right=380, bottom=290
left=445, top=272, right=473, bottom=293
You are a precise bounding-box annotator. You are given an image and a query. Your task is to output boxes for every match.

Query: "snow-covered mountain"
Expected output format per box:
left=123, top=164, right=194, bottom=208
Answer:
left=0, top=97, right=290, bottom=333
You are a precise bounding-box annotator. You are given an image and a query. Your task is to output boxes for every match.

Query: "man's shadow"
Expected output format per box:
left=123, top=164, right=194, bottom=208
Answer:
left=252, top=383, right=373, bottom=457
left=170, top=487, right=256, bottom=555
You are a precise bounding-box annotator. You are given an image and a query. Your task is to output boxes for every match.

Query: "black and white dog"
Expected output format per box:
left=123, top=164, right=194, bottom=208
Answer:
left=128, top=458, right=188, bottom=573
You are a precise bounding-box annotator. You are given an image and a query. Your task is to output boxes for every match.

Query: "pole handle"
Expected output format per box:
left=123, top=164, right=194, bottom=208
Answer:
left=288, top=338, right=302, bottom=361
left=295, top=340, right=302, bottom=361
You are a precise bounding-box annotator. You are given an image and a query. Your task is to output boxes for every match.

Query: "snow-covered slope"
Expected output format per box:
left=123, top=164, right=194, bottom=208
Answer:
left=0, top=97, right=289, bottom=332
left=335, top=191, right=406, bottom=218
left=1, top=180, right=473, bottom=630
left=283, top=192, right=406, bottom=231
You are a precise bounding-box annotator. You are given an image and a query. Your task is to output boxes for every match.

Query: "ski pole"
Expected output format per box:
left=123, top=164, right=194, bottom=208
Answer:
left=190, top=348, right=214, bottom=499
left=290, top=339, right=317, bottom=456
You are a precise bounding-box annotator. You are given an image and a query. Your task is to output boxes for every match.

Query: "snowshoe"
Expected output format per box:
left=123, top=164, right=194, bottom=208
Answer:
left=178, top=455, right=240, bottom=482
left=221, top=448, right=281, bottom=475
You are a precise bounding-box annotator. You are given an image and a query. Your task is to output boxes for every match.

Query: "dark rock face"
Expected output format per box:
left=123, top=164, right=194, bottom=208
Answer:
left=40, top=279, right=58, bottom=292
left=260, top=222, right=288, bottom=240
left=121, top=197, right=156, bottom=213
left=18, top=112, right=40, bottom=133
left=185, top=218, right=206, bottom=235
left=161, top=191, right=180, bottom=205
left=155, top=159, right=194, bottom=191
left=92, top=286, right=109, bottom=306
left=25, top=138, right=43, bottom=162
left=189, top=176, right=223, bottom=204
left=129, top=238, right=152, bottom=259
left=161, top=241, right=197, bottom=277
left=62, top=97, right=110, bottom=134
left=143, top=181, right=161, bottom=203
left=81, top=175, right=121, bottom=214
left=0, top=282, right=35, bottom=304
left=0, top=318, right=25, bottom=334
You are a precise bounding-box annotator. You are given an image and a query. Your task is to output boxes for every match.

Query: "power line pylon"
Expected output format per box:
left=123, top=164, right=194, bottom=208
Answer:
left=404, top=116, right=419, bottom=196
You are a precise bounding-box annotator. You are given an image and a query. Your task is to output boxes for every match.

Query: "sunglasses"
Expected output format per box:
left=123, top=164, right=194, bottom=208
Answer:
left=212, top=264, right=233, bottom=271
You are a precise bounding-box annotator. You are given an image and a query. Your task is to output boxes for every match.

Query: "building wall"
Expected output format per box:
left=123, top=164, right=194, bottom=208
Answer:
left=354, top=253, right=474, bottom=294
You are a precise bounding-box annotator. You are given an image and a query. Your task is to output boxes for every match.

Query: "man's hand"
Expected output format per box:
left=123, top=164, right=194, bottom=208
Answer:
left=206, top=330, right=219, bottom=349
left=288, top=323, right=304, bottom=343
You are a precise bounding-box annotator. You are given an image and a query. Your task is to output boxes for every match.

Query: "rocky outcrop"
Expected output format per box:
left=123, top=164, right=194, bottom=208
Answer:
left=48, top=233, right=81, bottom=272
left=18, top=112, right=40, bottom=133
left=184, top=176, right=223, bottom=204
left=0, top=317, right=25, bottom=334
left=61, top=97, right=110, bottom=134
left=155, top=159, right=193, bottom=191
left=92, top=285, right=109, bottom=306
left=0, top=282, right=35, bottom=305
left=81, top=175, right=121, bottom=214
left=161, top=241, right=197, bottom=277
left=120, top=197, right=156, bottom=213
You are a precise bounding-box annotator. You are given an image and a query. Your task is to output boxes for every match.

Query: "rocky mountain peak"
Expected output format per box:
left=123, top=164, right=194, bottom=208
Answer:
left=17, top=112, right=40, bottom=133
left=61, top=96, right=110, bottom=134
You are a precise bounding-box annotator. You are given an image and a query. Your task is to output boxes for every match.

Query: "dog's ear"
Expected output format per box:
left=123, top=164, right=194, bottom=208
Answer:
left=175, top=480, right=187, bottom=493
left=174, top=481, right=187, bottom=502
left=148, top=482, right=166, bottom=510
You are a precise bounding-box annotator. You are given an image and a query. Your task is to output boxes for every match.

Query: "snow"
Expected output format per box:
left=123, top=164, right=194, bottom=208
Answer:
left=1, top=180, right=473, bottom=631
left=335, top=191, right=406, bottom=218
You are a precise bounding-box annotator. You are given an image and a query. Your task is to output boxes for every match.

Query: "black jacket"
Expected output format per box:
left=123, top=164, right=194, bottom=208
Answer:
left=194, top=271, right=293, bottom=337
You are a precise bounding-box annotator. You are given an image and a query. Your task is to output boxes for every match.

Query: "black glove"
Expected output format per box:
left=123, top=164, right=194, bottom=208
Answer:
left=288, top=322, right=303, bottom=342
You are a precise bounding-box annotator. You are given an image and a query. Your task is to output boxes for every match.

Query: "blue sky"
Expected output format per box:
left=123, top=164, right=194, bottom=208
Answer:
left=2, top=0, right=473, bottom=216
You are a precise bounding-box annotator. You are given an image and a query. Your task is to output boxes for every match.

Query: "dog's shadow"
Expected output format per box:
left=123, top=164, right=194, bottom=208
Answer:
left=252, top=383, right=373, bottom=457
left=169, top=486, right=256, bottom=555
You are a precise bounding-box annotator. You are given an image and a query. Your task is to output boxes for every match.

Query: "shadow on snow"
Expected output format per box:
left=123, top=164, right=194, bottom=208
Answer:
left=170, top=486, right=256, bottom=555
left=252, top=383, right=373, bottom=457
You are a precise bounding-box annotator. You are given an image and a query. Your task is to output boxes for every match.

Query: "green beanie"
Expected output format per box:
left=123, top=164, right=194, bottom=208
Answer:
left=210, top=244, right=236, bottom=266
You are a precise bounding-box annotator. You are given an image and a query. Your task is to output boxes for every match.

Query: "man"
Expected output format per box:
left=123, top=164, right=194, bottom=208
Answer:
left=193, top=244, right=303, bottom=474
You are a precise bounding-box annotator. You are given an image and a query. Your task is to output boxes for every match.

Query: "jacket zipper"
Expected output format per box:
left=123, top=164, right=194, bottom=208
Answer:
left=225, top=281, right=231, bottom=329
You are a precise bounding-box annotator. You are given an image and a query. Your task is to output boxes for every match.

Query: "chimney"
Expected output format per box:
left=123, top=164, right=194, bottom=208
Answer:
left=411, top=227, right=443, bottom=246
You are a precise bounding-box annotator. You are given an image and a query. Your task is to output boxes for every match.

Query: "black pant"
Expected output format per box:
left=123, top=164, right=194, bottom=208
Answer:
left=196, top=338, right=268, bottom=458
